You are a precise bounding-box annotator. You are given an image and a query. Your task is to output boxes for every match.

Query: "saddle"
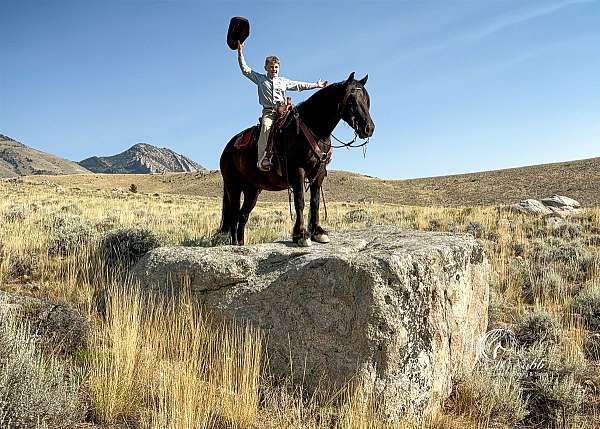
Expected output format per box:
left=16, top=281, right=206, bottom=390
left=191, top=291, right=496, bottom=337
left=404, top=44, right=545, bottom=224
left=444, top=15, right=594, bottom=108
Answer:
left=233, top=101, right=294, bottom=176
left=233, top=100, right=332, bottom=174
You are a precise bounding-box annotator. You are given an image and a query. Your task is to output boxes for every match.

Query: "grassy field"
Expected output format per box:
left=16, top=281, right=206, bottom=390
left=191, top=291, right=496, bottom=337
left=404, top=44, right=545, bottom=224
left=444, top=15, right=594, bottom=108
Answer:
left=1, top=176, right=600, bottom=428
left=23, top=155, right=600, bottom=206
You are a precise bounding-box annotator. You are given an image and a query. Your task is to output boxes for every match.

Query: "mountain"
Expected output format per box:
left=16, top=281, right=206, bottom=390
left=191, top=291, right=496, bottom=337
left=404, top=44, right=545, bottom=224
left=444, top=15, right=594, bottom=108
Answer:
left=0, top=134, right=91, bottom=178
left=27, top=156, right=600, bottom=207
left=79, top=143, right=206, bottom=174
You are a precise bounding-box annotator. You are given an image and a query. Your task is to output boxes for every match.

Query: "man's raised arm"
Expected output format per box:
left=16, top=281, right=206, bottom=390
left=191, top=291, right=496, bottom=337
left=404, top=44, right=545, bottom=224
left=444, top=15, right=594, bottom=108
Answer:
left=237, top=43, right=259, bottom=83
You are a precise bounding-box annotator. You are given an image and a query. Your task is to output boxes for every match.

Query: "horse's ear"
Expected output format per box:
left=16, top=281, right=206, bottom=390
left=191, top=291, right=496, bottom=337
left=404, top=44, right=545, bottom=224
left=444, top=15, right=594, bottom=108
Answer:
left=346, top=72, right=355, bottom=84
left=358, top=74, right=368, bottom=86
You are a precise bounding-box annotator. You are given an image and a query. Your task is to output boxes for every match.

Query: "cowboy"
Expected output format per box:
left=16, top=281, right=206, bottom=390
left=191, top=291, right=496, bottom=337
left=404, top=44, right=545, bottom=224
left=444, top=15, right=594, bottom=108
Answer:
left=237, top=42, right=327, bottom=171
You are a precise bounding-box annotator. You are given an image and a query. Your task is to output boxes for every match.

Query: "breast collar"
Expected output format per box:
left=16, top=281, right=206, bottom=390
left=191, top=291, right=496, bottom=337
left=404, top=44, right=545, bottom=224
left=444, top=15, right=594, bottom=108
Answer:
left=292, top=108, right=332, bottom=164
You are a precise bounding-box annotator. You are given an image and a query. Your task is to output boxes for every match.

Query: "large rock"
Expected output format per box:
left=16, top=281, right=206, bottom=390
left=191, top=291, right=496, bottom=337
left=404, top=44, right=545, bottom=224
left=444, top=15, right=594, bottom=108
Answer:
left=509, top=195, right=582, bottom=217
left=541, top=195, right=581, bottom=216
left=129, top=226, right=490, bottom=421
left=510, top=199, right=553, bottom=215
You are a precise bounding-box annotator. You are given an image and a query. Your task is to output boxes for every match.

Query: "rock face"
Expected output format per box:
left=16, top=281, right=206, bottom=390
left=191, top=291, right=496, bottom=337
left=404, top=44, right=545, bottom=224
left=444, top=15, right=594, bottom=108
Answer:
left=79, top=143, right=206, bottom=174
left=129, top=227, right=490, bottom=420
left=0, top=134, right=91, bottom=178
left=510, top=195, right=581, bottom=216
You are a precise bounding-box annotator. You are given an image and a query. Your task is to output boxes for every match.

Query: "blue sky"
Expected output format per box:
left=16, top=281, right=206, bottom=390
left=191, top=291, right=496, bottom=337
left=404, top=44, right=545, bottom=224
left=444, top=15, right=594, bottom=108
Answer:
left=1, top=0, right=599, bottom=179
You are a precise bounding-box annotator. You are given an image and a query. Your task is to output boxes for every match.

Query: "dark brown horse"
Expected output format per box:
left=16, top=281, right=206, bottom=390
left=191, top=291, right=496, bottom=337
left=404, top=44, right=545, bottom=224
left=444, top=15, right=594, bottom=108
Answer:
left=219, top=72, right=374, bottom=246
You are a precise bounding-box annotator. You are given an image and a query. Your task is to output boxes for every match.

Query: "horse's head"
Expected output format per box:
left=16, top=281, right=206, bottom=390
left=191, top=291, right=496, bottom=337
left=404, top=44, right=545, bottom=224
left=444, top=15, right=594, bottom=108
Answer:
left=340, top=72, right=375, bottom=139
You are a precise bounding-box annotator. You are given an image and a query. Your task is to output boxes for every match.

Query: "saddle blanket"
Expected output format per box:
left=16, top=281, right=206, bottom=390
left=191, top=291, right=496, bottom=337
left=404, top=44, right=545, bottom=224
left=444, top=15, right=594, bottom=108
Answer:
left=233, top=127, right=257, bottom=149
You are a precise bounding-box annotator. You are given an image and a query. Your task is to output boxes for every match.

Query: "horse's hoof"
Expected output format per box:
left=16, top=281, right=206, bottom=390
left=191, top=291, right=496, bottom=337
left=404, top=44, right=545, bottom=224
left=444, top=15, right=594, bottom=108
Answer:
left=312, top=233, right=330, bottom=244
left=297, top=237, right=312, bottom=247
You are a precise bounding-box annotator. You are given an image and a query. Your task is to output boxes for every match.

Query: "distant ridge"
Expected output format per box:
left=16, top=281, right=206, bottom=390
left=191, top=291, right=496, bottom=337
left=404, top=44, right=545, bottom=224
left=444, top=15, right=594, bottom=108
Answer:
left=79, top=143, right=206, bottom=174
left=0, top=134, right=91, bottom=178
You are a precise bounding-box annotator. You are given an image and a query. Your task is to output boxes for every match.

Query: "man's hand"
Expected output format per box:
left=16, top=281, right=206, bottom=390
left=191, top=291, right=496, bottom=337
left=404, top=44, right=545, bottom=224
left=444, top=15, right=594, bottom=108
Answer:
left=316, top=79, right=327, bottom=88
left=237, top=41, right=244, bottom=53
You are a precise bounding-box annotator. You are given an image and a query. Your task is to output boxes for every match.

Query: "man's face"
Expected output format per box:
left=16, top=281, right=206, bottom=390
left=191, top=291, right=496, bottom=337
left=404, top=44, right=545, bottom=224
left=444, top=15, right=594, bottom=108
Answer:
left=266, top=61, right=279, bottom=78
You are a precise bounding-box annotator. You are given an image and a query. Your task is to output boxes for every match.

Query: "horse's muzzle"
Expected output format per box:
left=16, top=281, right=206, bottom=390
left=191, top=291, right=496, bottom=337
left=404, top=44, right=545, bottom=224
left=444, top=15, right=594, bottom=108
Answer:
left=359, top=122, right=374, bottom=139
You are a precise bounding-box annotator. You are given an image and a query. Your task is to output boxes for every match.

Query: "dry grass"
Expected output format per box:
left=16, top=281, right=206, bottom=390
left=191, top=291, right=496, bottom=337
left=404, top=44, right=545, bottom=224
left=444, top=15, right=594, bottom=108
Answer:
left=1, top=178, right=600, bottom=428
left=87, top=285, right=262, bottom=428
left=22, top=154, right=600, bottom=206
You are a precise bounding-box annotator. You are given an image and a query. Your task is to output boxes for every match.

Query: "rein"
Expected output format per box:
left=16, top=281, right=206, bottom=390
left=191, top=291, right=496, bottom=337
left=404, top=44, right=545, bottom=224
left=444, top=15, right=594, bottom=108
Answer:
left=331, top=132, right=370, bottom=149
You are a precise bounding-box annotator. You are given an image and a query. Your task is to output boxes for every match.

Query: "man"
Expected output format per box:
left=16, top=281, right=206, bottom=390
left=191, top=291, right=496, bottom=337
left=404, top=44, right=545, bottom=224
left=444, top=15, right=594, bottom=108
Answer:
left=237, top=42, right=327, bottom=171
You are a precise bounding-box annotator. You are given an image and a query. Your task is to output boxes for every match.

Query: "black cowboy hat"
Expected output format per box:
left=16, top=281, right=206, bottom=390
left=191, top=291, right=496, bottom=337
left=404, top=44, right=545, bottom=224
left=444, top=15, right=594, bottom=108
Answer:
left=227, top=16, right=250, bottom=50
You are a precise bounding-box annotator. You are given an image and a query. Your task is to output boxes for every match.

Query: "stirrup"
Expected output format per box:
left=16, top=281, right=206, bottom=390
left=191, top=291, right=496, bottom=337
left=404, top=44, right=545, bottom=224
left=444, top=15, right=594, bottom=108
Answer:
left=258, top=157, right=272, bottom=172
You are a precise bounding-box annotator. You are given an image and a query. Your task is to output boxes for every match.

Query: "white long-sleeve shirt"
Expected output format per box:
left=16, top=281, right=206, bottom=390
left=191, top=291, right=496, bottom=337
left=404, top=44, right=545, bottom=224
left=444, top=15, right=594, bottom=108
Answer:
left=238, top=51, right=319, bottom=109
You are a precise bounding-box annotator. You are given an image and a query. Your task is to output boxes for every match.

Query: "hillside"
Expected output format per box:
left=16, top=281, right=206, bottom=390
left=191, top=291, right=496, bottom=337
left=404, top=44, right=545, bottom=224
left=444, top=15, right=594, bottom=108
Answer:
left=20, top=156, right=600, bottom=206
left=79, top=143, right=206, bottom=174
left=0, top=134, right=90, bottom=178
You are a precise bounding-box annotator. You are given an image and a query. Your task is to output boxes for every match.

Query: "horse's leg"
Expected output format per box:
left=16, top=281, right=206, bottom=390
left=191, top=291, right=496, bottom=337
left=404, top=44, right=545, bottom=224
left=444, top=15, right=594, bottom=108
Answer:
left=237, top=186, right=260, bottom=246
left=224, top=182, right=242, bottom=245
left=219, top=184, right=232, bottom=235
left=308, top=173, right=329, bottom=243
left=291, top=168, right=311, bottom=247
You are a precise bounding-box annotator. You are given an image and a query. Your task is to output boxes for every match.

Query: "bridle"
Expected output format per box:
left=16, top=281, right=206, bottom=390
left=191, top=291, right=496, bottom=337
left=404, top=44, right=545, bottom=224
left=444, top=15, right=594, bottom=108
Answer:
left=331, top=87, right=371, bottom=151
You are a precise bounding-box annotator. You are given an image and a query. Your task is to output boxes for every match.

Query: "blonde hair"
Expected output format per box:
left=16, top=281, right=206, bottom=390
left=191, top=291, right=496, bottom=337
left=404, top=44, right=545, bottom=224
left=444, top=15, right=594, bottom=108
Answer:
left=264, top=56, right=280, bottom=68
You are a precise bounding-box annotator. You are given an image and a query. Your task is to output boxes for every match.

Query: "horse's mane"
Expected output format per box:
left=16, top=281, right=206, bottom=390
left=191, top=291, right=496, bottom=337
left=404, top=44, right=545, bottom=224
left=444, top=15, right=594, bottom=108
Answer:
left=296, top=81, right=345, bottom=111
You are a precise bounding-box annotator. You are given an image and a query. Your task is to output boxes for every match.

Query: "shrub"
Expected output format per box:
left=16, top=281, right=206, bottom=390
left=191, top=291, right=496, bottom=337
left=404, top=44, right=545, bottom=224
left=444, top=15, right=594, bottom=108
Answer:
left=511, top=242, right=526, bottom=257
left=532, top=240, right=598, bottom=281
left=583, top=334, right=600, bottom=360
left=515, top=343, right=585, bottom=427
left=94, top=216, right=121, bottom=232
left=446, top=221, right=458, bottom=233
left=58, top=203, right=82, bottom=215
left=571, top=287, right=600, bottom=332
left=450, top=365, right=527, bottom=425
left=486, top=230, right=500, bottom=242
left=211, top=232, right=232, bottom=246
left=585, top=235, right=600, bottom=246
left=552, top=221, right=583, bottom=239
left=0, top=303, right=86, bottom=428
left=47, top=216, right=95, bottom=256
left=344, top=209, right=370, bottom=223
left=521, top=268, right=566, bottom=304
left=2, top=204, right=27, bottom=222
left=466, top=221, right=486, bottom=239
left=99, top=227, right=160, bottom=267
left=133, top=209, right=146, bottom=219
left=427, top=219, right=442, bottom=231
left=514, top=311, right=560, bottom=349
left=7, top=253, right=38, bottom=279
left=522, top=373, right=583, bottom=427
left=38, top=212, right=85, bottom=231
left=129, top=183, right=137, bottom=193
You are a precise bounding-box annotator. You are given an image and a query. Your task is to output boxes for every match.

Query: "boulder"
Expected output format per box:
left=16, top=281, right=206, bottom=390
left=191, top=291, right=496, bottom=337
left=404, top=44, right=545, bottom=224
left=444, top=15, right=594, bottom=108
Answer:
left=541, top=195, right=580, bottom=209
left=541, top=195, right=581, bottom=216
left=129, top=226, right=490, bottom=421
left=510, top=199, right=553, bottom=215
left=509, top=195, right=582, bottom=217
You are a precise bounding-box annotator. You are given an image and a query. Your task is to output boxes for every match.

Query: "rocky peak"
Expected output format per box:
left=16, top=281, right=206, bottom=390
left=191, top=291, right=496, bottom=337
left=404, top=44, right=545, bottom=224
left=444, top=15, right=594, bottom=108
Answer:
left=79, top=143, right=206, bottom=174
